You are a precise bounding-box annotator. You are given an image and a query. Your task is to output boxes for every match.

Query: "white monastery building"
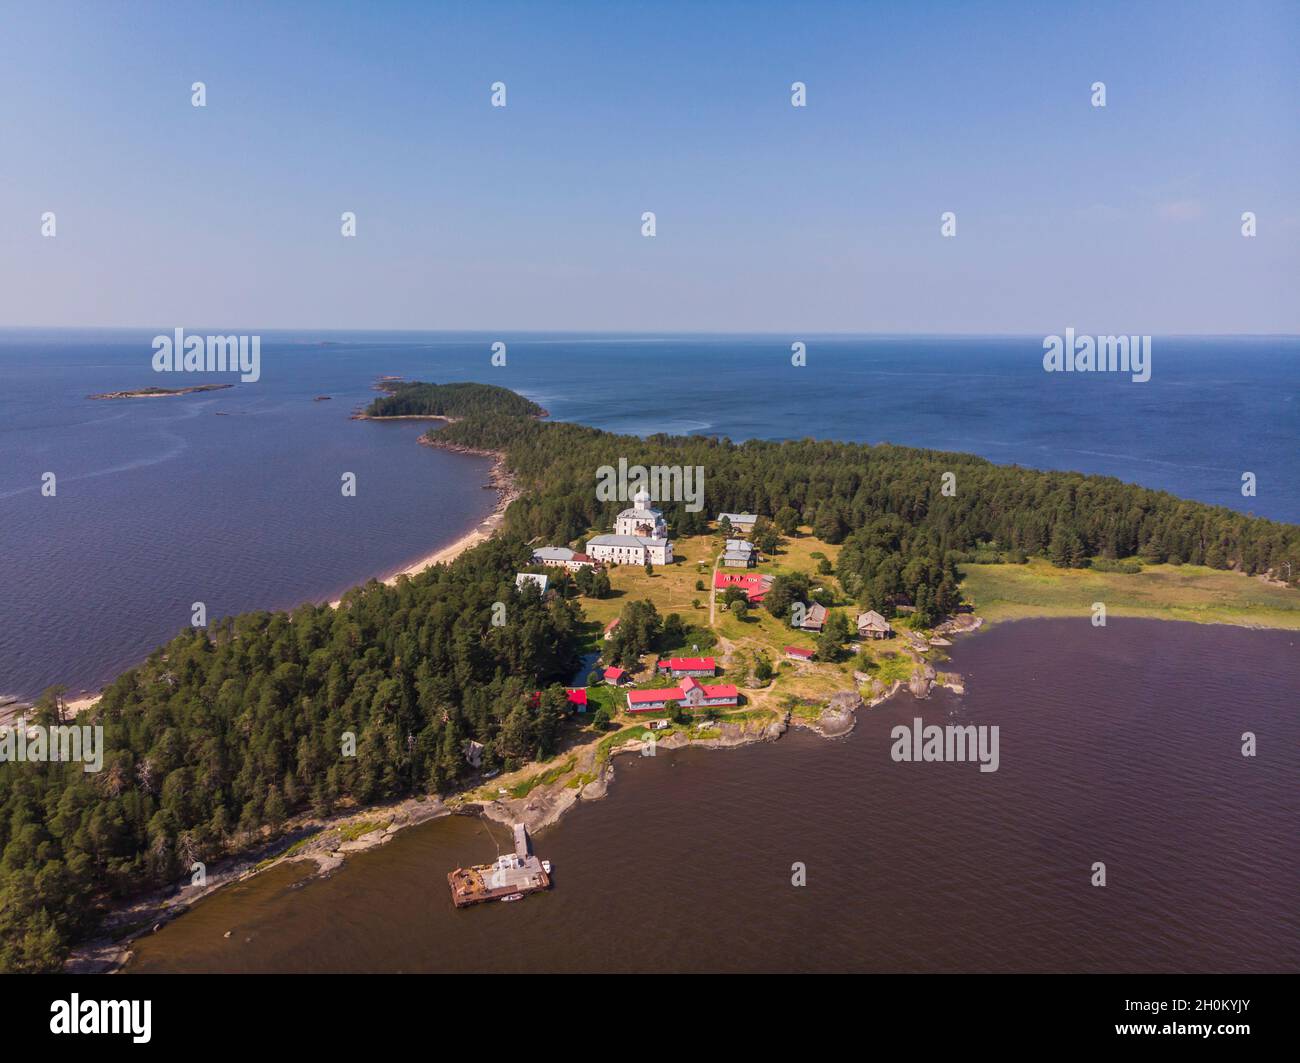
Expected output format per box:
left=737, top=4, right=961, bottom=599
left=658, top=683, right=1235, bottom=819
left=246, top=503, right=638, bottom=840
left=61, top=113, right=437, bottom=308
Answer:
left=586, top=489, right=674, bottom=566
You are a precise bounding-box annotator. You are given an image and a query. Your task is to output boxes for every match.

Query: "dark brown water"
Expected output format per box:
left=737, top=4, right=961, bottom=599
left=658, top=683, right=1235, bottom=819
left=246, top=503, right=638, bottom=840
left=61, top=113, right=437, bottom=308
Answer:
left=126, top=618, right=1299, bottom=973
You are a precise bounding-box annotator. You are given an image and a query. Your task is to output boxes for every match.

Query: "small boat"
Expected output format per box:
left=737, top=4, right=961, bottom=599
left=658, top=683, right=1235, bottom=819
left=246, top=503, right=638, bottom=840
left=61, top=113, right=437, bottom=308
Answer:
left=500, top=893, right=524, bottom=903
left=541, top=860, right=552, bottom=874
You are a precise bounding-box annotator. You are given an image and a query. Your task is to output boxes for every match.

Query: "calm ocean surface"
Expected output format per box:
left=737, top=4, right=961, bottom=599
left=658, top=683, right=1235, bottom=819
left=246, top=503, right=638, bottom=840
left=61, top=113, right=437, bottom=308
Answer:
left=126, top=619, right=1300, bottom=974
left=1, top=330, right=1296, bottom=700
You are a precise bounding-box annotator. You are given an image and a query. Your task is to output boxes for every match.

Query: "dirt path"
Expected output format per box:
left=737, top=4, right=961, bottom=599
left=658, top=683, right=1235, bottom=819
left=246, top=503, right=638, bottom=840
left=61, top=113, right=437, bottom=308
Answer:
left=708, top=547, right=723, bottom=626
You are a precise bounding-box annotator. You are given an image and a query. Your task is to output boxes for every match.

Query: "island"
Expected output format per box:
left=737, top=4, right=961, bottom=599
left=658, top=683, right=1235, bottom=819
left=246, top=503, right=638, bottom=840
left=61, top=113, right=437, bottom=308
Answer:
left=351, top=379, right=547, bottom=420
left=87, top=384, right=234, bottom=400
left=7, top=380, right=1297, bottom=973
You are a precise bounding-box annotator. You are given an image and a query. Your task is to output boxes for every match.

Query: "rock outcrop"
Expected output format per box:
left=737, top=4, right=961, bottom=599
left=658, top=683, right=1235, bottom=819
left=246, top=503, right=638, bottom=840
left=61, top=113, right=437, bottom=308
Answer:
left=810, top=691, right=862, bottom=737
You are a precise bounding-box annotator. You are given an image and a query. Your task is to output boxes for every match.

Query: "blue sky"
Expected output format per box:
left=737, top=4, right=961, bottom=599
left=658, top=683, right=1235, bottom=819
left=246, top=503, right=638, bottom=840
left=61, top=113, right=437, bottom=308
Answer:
left=0, top=0, right=1296, bottom=332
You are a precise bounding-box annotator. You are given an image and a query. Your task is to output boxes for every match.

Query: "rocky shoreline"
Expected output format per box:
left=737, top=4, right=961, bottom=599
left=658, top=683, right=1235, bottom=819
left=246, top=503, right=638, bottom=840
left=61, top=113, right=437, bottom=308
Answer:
left=65, top=797, right=451, bottom=974
left=63, top=613, right=976, bottom=973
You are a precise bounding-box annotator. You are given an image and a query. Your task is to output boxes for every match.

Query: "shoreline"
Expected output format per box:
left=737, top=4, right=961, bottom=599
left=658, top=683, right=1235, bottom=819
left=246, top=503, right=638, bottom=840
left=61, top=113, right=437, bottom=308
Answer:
left=327, top=444, right=515, bottom=608
left=58, top=608, right=1297, bottom=971
left=67, top=612, right=981, bottom=974
left=349, top=413, right=456, bottom=422
left=70, top=695, right=808, bottom=973
left=55, top=435, right=513, bottom=715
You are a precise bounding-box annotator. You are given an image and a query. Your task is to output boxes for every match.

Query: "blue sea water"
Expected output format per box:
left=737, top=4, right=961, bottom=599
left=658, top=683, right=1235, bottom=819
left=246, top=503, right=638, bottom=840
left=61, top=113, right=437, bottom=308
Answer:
left=1, top=329, right=1296, bottom=700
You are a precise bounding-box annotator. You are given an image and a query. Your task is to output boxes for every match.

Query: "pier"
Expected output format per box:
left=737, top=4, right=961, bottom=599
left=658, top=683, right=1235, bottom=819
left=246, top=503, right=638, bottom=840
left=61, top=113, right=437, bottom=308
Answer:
left=448, top=823, right=551, bottom=908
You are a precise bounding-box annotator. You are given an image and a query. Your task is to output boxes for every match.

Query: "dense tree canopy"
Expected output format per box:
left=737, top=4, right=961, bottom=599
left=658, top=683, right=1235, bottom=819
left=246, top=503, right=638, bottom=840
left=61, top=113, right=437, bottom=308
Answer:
left=363, top=381, right=544, bottom=420
left=0, top=537, right=581, bottom=971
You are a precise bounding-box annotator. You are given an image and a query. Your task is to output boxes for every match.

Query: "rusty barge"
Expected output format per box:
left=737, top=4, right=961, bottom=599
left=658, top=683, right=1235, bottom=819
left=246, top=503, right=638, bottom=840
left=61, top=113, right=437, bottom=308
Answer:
left=448, top=823, right=551, bottom=908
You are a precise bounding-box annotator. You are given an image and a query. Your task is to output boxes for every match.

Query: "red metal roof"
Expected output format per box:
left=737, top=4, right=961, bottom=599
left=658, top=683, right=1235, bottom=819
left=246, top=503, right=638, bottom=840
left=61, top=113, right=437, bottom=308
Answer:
left=565, top=688, right=588, bottom=706
left=784, top=645, right=814, bottom=658
left=627, top=687, right=677, bottom=705
left=604, top=666, right=626, bottom=681
left=660, top=656, right=716, bottom=672
left=626, top=682, right=739, bottom=709
left=712, top=572, right=772, bottom=601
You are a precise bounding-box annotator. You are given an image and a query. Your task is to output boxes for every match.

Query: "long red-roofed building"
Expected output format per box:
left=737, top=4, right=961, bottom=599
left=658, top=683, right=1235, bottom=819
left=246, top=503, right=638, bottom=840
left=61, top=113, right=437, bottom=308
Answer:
left=625, top=674, right=740, bottom=712
left=713, top=571, right=774, bottom=603
left=655, top=656, right=716, bottom=677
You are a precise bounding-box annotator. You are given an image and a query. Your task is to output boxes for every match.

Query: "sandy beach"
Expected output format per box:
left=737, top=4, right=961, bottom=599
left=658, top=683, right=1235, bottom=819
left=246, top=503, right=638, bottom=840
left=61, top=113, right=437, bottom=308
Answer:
left=54, top=444, right=516, bottom=717
left=327, top=449, right=515, bottom=607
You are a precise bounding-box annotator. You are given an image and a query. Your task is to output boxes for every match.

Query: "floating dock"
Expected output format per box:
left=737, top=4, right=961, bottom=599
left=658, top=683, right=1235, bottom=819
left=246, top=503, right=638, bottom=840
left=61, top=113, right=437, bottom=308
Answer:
left=448, top=823, right=551, bottom=908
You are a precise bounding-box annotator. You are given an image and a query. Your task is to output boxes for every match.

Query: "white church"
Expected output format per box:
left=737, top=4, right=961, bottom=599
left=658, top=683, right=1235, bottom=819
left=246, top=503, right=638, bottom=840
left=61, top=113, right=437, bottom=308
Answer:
left=586, top=489, right=674, bottom=566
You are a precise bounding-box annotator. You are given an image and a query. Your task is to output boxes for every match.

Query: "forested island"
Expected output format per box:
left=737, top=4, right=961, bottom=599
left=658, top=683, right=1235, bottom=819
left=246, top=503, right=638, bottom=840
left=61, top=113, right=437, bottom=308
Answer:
left=3, top=380, right=1297, bottom=972
left=356, top=380, right=546, bottom=420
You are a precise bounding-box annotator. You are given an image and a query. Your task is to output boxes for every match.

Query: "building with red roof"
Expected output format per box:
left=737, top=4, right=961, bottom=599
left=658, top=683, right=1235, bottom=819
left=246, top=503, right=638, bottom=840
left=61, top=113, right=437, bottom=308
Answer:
left=603, top=666, right=629, bottom=685
left=713, top=571, right=774, bottom=603
left=784, top=645, right=815, bottom=661
left=655, top=656, right=716, bottom=677
left=625, top=677, right=740, bottom=712
left=531, top=688, right=592, bottom=711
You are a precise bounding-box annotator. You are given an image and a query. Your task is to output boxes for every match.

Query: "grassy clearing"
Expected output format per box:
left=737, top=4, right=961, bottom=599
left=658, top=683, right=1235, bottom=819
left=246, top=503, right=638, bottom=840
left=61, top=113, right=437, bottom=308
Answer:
left=711, top=707, right=778, bottom=724
left=579, top=683, right=625, bottom=716
left=254, top=830, right=323, bottom=871
left=338, top=819, right=391, bottom=843
left=861, top=651, right=915, bottom=685
left=594, top=726, right=655, bottom=765
left=962, top=559, right=1300, bottom=629
left=787, top=699, right=824, bottom=722
left=509, top=756, right=577, bottom=798
left=762, top=528, right=843, bottom=577
left=576, top=533, right=721, bottom=633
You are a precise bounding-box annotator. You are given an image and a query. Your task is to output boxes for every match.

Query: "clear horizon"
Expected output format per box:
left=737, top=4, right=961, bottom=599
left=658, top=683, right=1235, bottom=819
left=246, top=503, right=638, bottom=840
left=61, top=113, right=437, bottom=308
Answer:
left=2, top=326, right=1299, bottom=339
left=1, top=0, right=1296, bottom=333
